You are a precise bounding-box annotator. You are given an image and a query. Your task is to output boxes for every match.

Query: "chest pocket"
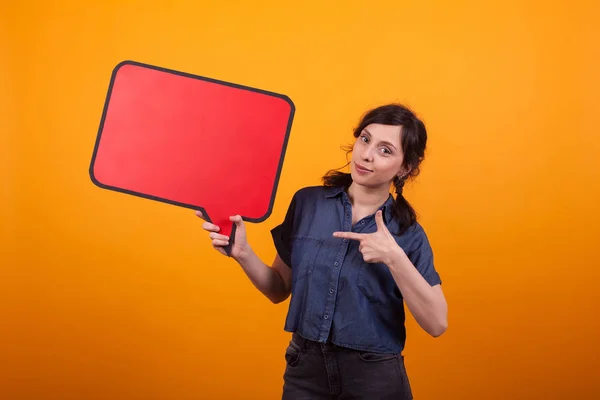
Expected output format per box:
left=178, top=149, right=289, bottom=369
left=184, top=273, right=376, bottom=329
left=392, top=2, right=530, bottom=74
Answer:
left=290, top=236, right=323, bottom=279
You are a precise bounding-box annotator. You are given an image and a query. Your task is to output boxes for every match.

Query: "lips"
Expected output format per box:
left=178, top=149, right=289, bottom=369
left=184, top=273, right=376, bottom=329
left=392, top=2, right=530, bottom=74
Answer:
left=355, top=163, right=373, bottom=173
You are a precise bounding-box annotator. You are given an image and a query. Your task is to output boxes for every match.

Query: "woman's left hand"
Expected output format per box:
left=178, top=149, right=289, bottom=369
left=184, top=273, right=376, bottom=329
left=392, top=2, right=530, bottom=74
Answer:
left=333, top=210, right=402, bottom=265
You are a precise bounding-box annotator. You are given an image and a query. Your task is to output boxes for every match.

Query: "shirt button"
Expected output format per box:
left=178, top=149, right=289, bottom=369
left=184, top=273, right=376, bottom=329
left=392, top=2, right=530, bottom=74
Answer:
left=324, top=315, right=329, bottom=319
left=343, top=238, right=348, bottom=243
left=329, top=288, right=334, bottom=294
left=334, top=262, right=339, bottom=267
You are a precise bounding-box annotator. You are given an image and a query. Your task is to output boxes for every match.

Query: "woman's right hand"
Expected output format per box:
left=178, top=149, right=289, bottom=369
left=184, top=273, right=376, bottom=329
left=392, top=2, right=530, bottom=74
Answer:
left=195, top=211, right=250, bottom=260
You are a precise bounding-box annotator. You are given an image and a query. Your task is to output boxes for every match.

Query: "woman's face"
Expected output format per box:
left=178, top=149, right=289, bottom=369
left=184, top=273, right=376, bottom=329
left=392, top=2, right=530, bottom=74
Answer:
left=350, top=123, right=406, bottom=189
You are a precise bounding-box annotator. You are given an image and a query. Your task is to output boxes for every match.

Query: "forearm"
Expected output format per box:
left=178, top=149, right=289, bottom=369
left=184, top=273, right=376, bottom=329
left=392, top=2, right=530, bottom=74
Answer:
left=386, top=248, right=447, bottom=337
left=234, top=247, right=289, bottom=304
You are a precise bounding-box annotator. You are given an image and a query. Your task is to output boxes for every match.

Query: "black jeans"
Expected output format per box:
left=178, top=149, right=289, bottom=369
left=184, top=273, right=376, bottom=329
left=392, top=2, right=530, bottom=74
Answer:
left=282, top=333, right=413, bottom=400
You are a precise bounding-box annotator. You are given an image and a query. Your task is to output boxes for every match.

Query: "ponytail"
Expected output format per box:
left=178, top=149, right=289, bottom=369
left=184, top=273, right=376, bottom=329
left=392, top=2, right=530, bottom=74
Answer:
left=391, top=175, right=417, bottom=236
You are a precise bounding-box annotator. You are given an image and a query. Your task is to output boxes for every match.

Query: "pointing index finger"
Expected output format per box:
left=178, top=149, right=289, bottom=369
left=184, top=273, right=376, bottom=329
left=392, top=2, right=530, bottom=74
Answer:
left=333, top=231, right=365, bottom=241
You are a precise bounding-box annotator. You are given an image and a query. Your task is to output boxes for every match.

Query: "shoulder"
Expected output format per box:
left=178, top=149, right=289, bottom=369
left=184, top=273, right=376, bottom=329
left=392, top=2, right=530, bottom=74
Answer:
left=393, top=220, right=433, bottom=253
left=290, top=185, right=340, bottom=204
left=282, top=185, right=343, bottom=222
left=274, top=185, right=339, bottom=238
left=293, top=184, right=335, bottom=196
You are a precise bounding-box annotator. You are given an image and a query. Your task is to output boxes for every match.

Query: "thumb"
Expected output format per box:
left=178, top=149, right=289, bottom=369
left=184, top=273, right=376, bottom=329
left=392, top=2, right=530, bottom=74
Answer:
left=375, top=210, right=388, bottom=232
left=230, top=215, right=245, bottom=230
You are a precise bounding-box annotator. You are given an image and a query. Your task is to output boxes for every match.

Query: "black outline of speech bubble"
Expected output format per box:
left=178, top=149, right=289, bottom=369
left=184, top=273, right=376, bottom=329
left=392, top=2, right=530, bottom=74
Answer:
left=89, top=60, right=295, bottom=256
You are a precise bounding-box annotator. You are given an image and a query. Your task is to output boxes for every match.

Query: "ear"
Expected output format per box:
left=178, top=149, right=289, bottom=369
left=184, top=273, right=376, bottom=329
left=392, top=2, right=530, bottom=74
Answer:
left=397, top=165, right=412, bottom=179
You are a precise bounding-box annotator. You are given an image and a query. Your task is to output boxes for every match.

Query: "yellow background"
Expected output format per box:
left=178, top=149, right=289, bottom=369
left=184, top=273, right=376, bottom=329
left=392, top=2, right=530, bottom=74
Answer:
left=2, top=0, right=600, bottom=399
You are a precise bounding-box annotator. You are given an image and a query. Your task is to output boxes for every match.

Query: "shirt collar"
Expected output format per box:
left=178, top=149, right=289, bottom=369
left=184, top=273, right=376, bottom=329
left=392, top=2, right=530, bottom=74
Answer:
left=324, top=185, right=346, bottom=198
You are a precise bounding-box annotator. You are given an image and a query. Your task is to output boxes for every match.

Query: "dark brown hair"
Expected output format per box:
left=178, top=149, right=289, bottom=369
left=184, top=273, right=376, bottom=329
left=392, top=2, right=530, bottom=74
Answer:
left=322, top=103, right=428, bottom=235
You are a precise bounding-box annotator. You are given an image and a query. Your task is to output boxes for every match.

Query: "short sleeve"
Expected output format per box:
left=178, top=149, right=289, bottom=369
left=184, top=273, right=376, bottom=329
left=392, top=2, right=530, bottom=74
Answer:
left=405, top=227, right=442, bottom=286
left=270, top=193, right=297, bottom=268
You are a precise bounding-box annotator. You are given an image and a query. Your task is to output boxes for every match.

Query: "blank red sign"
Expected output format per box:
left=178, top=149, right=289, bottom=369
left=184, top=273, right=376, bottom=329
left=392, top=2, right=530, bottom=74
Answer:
left=90, top=61, right=295, bottom=252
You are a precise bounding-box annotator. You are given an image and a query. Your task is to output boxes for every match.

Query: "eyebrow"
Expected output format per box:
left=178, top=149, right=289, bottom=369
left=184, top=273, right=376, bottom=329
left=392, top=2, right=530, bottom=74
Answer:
left=363, top=128, right=398, bottom=150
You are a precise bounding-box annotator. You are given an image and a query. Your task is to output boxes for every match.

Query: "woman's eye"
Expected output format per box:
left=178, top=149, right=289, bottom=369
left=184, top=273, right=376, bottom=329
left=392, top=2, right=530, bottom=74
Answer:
left=380, top=148, right=391, bottom=155
left=360, top=135, right=368, bottom=142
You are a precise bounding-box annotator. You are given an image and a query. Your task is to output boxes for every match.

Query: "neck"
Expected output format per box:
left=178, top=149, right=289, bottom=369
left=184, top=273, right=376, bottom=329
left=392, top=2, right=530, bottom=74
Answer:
left=347, top=182, right=390, bottom=209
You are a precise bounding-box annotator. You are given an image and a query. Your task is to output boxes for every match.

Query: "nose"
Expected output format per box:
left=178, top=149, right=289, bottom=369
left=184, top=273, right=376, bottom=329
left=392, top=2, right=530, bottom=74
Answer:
left=361, top=144, right=374, bottom=162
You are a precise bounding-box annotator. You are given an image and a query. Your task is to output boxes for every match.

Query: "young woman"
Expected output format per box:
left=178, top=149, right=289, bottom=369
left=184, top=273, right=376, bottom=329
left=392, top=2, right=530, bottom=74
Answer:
left=196, top=103, right=448, bottom=399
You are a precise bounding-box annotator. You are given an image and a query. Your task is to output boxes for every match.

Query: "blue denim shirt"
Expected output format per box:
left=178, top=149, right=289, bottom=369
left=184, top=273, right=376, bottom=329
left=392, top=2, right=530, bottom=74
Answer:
left=271, top=185, right=442, bottom=354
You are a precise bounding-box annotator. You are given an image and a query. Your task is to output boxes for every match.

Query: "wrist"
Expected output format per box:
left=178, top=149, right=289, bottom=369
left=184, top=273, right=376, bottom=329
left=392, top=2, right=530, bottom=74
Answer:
left=386, top=245, right=408, bottom=271
left=233, top=244, right=254, bottom=264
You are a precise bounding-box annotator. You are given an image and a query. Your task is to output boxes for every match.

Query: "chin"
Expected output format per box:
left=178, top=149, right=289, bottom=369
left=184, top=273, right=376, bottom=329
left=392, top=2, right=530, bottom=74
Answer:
left=350, top=171, right=372, bottom=187
left=350, top=170, right=389, bottom=190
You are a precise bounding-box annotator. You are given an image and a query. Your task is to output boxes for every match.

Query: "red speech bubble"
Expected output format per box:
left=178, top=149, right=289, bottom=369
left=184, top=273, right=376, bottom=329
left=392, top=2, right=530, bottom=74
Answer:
left=89, top=61, right=295, bottom=255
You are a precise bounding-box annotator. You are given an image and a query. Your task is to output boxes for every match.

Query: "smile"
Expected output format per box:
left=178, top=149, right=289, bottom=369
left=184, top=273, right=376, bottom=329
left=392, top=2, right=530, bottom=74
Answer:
left=355, top=163, right=373, bottom=173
